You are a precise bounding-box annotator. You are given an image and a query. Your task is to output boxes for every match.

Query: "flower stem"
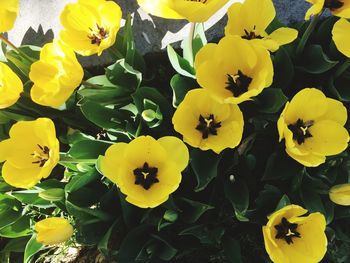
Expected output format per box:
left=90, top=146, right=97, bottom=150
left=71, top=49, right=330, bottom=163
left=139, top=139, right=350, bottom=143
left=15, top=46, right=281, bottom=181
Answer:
left=0, top=34, right=36, bottom=63
left=296, top=13, right=321, bottom=57
left=187, top=22, right=196, bottom=65
left=334, top=59, right=350, bottom=79
left=59, top=153, right=97, bottom=164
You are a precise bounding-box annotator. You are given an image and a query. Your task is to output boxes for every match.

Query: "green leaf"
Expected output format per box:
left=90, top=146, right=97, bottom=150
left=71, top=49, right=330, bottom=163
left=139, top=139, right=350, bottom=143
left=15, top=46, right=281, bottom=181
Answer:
left=301, top=188, right=326, bottom=216
left=98, top=220, right=118, bottom=256
left=190, top=149, right=222, bottom=191
left=11, top=190, right=53, bottom=208
left=0, top=216, right=31, bottom=238
left=182, top=23, right=207, bottom=65
left=179, top=225, right=225, bottom=245
left=66, top=200, right=111, bottom=224
left=69, top=140, right=111, bottom=159
left=106, top=59, right=142, bottom=90
left=224, top=180, right=249, bottom=222
left=275, top=194, right=291, bottom=211
left=65, top=169, right=101, bottom=193
left=297, top=44, right=338, bottom=74
left=170, top=74, right=197, bottom=107
left=222, top=237, right=243, bottom=263
left=23, top=235, right=43, bottom=263
left=255, top=88, right=288, bottom=114
left=151, top=234, right=178, bottom=261
left=167, top=45, right=195, bottom=78
left=1, top=237, right=31, bottom=253
left=178, top=198, right=214, bottom=223
left=0, top=194, right=23, bottom=230
left=38, top=188, right=65, bottom=202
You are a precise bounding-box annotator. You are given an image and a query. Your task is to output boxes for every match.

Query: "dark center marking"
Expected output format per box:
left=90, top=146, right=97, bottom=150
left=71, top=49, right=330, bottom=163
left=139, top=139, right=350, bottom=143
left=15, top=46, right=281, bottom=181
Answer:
left=225, top=70, right=252, bottom=97
left=288, top=119, right=314, bottom=145
left=242, top=25, right=264, bottom=40
left=133, top=162, right=159, bottom=190
left=31, top=144, right=50, bottom=167
left=88, top=24, right=109, bottom=46
left=196, top=114, right=222, bottom=139
left=274, top=217, right=301, bottom=245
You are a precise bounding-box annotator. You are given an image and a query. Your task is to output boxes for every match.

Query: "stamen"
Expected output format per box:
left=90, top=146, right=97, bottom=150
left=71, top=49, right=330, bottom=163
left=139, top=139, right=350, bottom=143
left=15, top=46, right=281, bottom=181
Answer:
left=288, top=119, right=314, bottom=145
left=225, top=70, right=252, bottom=97
left=133, top=162, right=159, bottom=190
left=31, top=144, right=50, bottom=167
left=242, top=25, right=264, bottom=40
left=196, top=114, right=222, bottom=139
left=88, top=23, right=109, bottom=46
left=274, top=217, right=301, bottom=245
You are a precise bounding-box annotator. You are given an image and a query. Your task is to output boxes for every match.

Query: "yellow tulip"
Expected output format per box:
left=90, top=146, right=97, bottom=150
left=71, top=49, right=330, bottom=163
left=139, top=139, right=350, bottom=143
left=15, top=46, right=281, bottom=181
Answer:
left=100, top=136, right=189, bottom=208
left=35, top=217, right=73, bottom=246
left=305, top=0, right=350, bottom=20
left=332, top=18, right=350, bottom=58
left=0, top=0, right=19, bottom=33
left=225, top=0, right=298, bottom=52
left=29, top=40, right=83, bottom=107
left=0, top=62, right=23, bottom=109
left=172, top=89, right=244, bottom=154
left=59, top=0, right=122, bottom=56
left=137, top=0, right=229, bottom=22
left=263, top=205, right=327, bottom=263
left=277, top=88, right=349, bottom=167
left=0, top=118, right=59, bottom=188
left=195, top=35, right=273, bottom=104
left=329, top=183, right=350, bottom=206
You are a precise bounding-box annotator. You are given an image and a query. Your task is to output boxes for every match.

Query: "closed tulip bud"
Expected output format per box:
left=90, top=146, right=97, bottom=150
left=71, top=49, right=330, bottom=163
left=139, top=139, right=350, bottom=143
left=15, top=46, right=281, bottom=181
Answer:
left=329, top=184, right=350, bottom=206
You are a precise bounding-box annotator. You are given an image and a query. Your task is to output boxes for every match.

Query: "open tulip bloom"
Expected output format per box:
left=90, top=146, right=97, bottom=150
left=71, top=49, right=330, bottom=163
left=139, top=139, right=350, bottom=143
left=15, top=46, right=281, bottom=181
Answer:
left=0, top=0, right=19, bottom=33
left=0, top=62, right=23, bottom=109
left=332, top=18, right=350, bottom=58
left=305, top=0, right=350, bottom=20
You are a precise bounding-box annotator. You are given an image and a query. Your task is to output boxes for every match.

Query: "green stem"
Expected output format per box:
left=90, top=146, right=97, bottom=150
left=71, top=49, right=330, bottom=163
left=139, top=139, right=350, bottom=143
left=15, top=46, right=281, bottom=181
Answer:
left=134, top=120, right=142, bottom=138
left=335, top=59, right=350, bottom=79
left=296, top=13, right=321, bottom=57
left=109, top=45, right=124, bottom=60
left=188, top=22, right=196, bottom=65
left=0, top=34, right=35, bottom=63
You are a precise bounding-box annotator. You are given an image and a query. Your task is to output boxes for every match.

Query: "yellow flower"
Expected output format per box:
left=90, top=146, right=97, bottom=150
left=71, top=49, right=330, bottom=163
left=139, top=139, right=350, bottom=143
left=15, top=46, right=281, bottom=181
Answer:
left=225, top=0, right=298, bottom=52
left=0, top=118, right=59, bottom=188
left=35, top=217, right=73, bottom=246
left=29, top=40, right=83, bottom=107
left=0, top=62, right=23, bottom=109
left=59, top=0, right=122, bottom=56
left=278, top=88, right=349, bottom=167
left=100, top=136, right=189, bottom=208
left=0, top=0, right=19, bottom=33
left=263, top=205, right=327, bottom=263
left=137, top=0, right=229, bottom=22
left=332, top=18, right=350, bottom=58
left=305, top=0, right=350, bottom=20
left=329, top=184, right=350, bottom=206
left=195, top=36, right=273, bottom=104
left=172, top=89, right=244, bottom=154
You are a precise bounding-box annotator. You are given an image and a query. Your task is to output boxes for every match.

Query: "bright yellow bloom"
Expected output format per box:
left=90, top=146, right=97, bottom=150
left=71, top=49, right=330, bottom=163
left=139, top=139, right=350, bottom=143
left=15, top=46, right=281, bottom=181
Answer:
left=332, top=18, right=350, bottom=58
left=172, top=89, right=244, bottom=154
left=35, top=217, right=73, bottom=246
left=29, top=40, right=83, bottom=107
left=225, top=0, right=298, bottom=52
left=0, top=0, right=19, bottom=33
left=0, top=118, right=59, bottom=188
left=195, top=36, right=273, bottom=104
left=59, top=0, right=122, bottom=56
left=0, top=62, right=23, bottom=109
left=305, top=0, right=350, bottom=20
left=137, top=0, right=229, bottom=22
left=100, top=136, right=189, bottom=208
left=278, top=88, right=349, bottom=167
left=263, top=205, right=327, bottom=263
left=329, top=184, right=350, bottom=206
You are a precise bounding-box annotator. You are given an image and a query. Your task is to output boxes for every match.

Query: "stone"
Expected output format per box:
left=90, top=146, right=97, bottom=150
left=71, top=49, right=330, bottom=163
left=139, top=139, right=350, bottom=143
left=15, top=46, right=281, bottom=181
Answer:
left=7, top=0, right=310, bottom=67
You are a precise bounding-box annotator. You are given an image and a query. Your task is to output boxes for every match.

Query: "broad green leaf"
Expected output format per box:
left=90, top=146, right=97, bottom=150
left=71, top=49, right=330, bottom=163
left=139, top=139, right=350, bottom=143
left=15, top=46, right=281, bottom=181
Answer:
left=167, top=45, right=195, bottom=78
left=68, top=139, right=111, bottom=159
left=255, top=88, right=288, bottom=114
left=65, top=169, right=100, bottom=193
left=224, top=180, right=249, bottom=222
left=106, top=59, right=142, bottom=90
left=1, top=236, right=31, bottom=253
left=38, top=188, right=65, bottom=202
left=23, top=234, right=43, bottom=263
left=0, top=216, right=31, bottom=238
left=177, top=198, right=214, bottom=223
left=222, top=237, right=243, bottom=263
left=170, top=74, right=197, bottom=107
left=275, top=194, right=291, bottom=211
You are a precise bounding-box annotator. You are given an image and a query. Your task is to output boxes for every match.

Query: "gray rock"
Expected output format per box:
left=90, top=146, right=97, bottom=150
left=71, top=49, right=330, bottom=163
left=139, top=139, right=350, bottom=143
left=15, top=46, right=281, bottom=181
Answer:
left=7, top=0, right=310, bottom=67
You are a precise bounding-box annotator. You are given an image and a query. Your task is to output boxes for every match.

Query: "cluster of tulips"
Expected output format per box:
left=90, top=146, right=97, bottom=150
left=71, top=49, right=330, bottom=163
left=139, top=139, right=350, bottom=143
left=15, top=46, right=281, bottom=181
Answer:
left=0, top=0, right=350, bottom=262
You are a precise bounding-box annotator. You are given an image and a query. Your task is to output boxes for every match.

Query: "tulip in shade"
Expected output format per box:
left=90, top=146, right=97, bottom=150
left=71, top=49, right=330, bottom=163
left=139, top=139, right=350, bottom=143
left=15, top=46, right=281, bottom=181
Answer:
left=59, top=0, right=122, bottom=56
left=35, top=217, right=74, bottom=246
left=263, top=205, right=327, bottom=263
left=172, top=89, right=244, bottom=154
left=332, top=18, right=350, bottom=58
left=225, top=0, right=298, bottom=52
left=329, top=184, right=350, bottom=206
left=100, top=136, right=189, bottom=208
left=0, top=62, right=23, bottom=109
left=195, top=36, right=274, bottom=104
left=137, top=0, right=229, bottom=22
left=305, top=0, right=350, bottom=20
left=0, top=118, right=59, bottom=188
left=0, top=0, right=19, bottom=33
left=29, top=40, right=84, bottom=107
left=278, top=88, right=349, bottom=167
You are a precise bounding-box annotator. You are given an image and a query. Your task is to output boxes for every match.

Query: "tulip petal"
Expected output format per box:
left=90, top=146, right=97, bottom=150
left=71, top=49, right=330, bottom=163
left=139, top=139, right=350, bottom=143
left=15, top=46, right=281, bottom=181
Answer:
left=332, top=18, right=350, bottom=58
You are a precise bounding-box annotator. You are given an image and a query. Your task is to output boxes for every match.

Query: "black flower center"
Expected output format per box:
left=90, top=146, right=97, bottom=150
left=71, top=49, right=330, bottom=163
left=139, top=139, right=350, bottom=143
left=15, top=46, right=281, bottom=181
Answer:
left=185, top=0, right=208, bottom=3
left=225, top=70, right=252, bottom=97
left=242, top=25, right=264, bottom=40
left=288, top=119, right=314, bottom=145
left=324, top=0, right=344, bottom=10
left=88, top=24, right=109, bottom=46
left=31, top=144, right=50, bottom=167
left=274, top=217, right=301, bottom=245
left=196, top=114, right=222, bottom=139
left=133, top=162, right=159, bottom=190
